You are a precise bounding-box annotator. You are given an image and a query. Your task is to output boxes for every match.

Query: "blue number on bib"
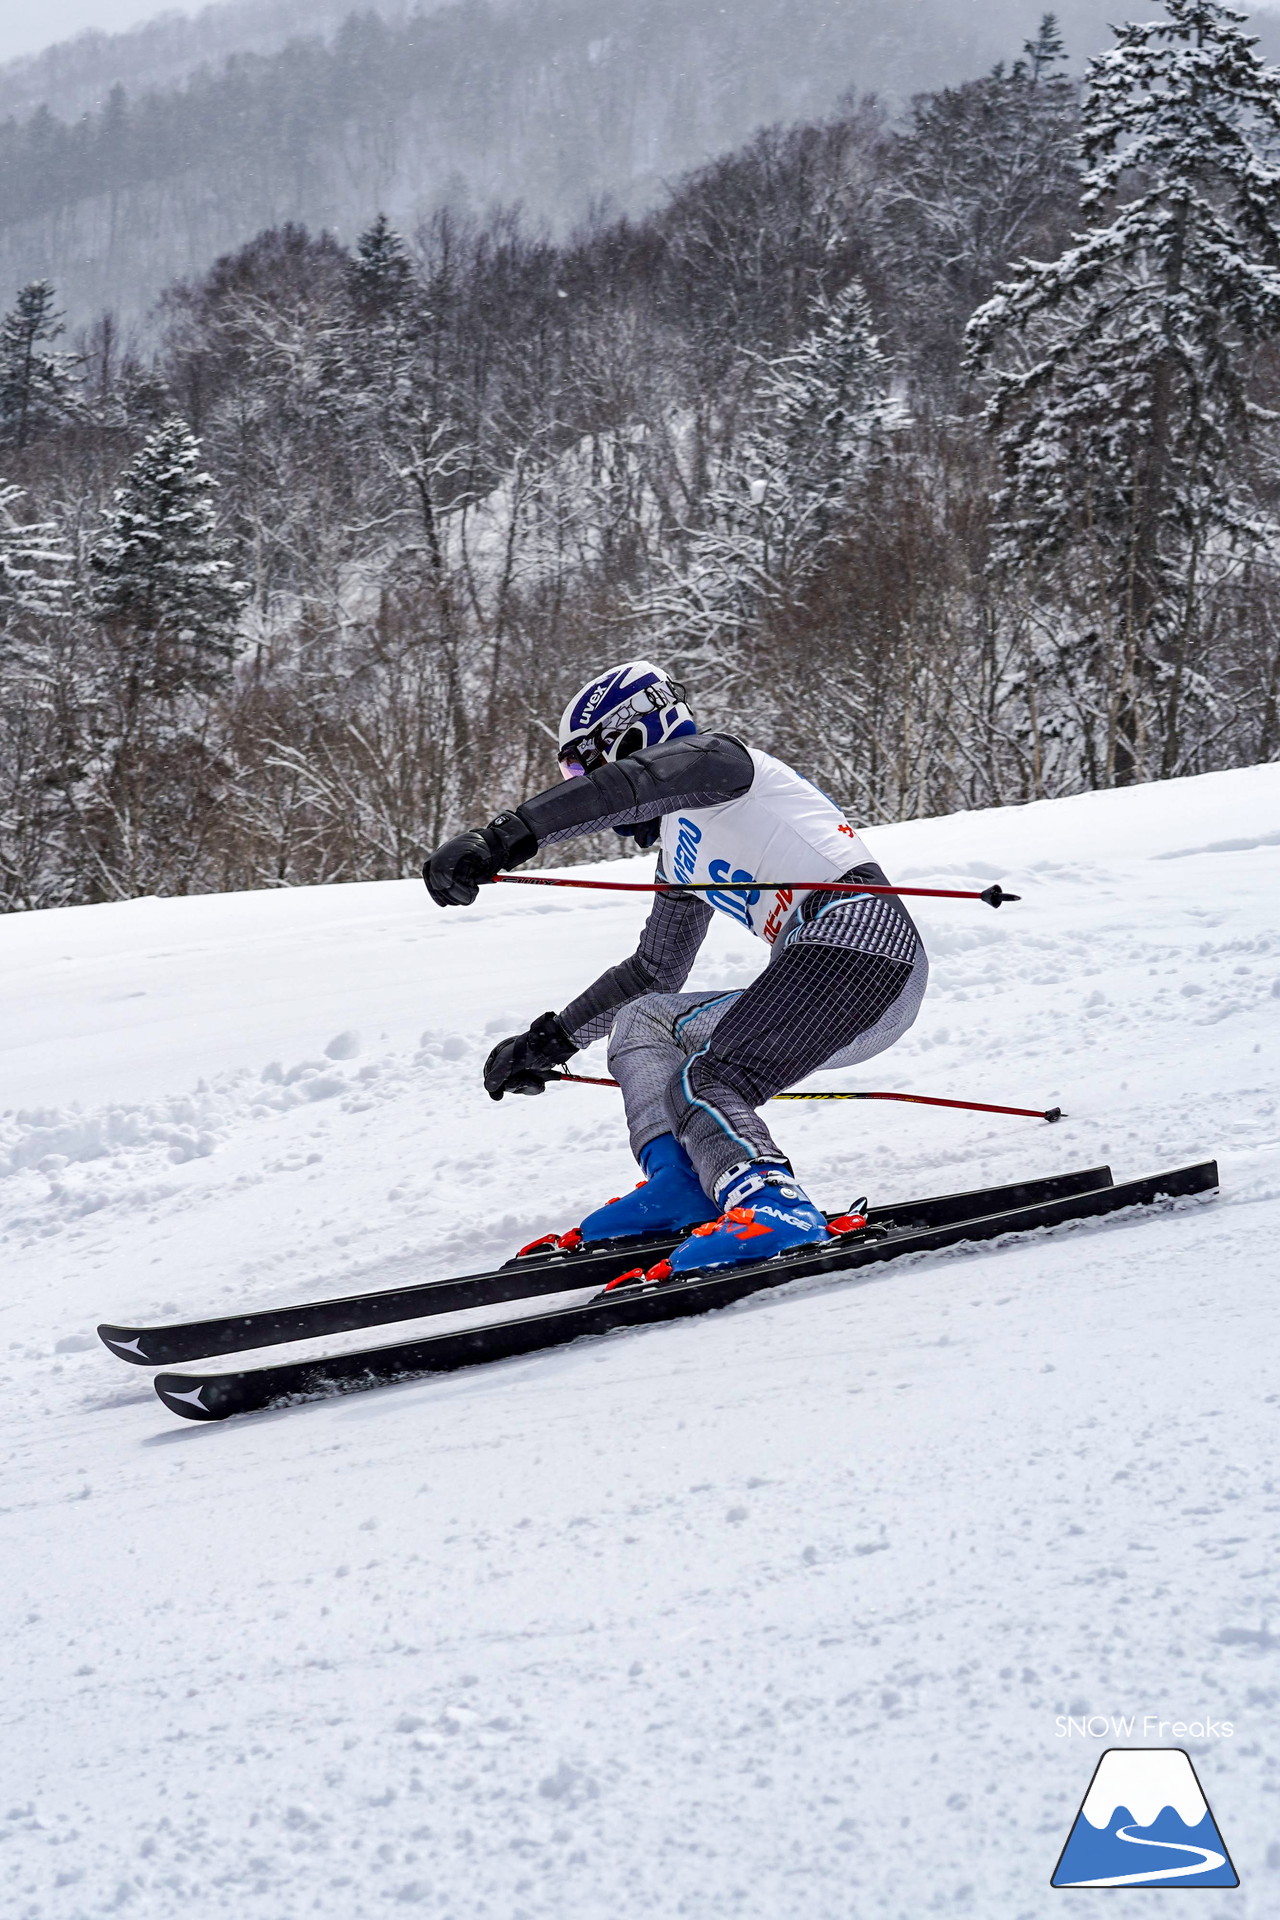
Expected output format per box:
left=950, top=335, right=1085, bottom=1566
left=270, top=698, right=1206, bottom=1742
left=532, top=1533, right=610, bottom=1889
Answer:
left=707, top=858, right=759, bottom=927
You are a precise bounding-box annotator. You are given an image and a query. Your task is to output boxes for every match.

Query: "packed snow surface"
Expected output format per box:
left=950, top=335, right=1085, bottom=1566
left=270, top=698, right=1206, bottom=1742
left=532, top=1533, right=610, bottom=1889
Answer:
left=2, top=764, right=1279, bottom=1918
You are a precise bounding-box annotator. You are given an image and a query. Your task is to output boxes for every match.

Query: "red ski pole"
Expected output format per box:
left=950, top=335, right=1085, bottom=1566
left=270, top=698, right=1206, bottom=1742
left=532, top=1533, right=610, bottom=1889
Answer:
left=495, top=874, right=1019, bottom=908
left=551, top=1072, right=1061, bottom=1123
left=774, top=1089, right=1062, bottom=1122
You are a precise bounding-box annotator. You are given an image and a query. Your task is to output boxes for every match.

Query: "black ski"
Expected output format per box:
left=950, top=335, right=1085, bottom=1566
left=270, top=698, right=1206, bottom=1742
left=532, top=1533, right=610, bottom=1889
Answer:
left=151, top=1160, right=1216, bottom=1422
left=100, top=1165, right=1113, bottom=1367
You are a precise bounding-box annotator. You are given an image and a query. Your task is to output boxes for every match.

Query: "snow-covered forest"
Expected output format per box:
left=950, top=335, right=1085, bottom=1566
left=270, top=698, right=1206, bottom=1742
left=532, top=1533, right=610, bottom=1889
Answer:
left=3, top=1, right=1280, bottom=910
left=0, top=0, right=1170, bottom=322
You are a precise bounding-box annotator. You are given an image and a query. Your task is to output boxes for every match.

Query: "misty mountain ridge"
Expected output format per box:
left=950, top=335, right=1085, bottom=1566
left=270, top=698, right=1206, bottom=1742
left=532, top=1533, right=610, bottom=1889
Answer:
left=3, top=0, right=1279, bottom=328
left=0, top=0, right=445, bottom=123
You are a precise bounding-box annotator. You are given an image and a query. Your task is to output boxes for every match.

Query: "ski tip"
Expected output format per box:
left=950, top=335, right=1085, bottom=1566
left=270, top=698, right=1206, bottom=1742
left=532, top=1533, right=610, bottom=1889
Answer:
left=154, top=1373, right=230, bottom=1422
left=97, top=1324, right=154, bottom=1365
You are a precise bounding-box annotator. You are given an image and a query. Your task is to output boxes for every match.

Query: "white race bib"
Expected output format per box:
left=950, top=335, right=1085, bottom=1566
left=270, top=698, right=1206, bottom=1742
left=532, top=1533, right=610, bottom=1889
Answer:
left=658, top=748, right=875, bottom=945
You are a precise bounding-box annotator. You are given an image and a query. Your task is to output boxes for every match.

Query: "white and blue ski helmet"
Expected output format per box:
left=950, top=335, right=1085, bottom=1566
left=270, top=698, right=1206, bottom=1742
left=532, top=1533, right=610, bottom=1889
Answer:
left=557, top=660, right=695, bottom=776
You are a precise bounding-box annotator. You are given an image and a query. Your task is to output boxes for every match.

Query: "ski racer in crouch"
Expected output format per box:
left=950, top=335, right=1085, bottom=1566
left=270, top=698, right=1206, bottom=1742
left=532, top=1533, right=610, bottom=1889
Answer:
left=422, top=661, right=929, bottom=1280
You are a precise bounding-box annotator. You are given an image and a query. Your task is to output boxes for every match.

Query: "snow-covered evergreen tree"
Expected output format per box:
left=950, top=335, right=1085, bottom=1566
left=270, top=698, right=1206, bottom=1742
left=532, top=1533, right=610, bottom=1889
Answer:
left=0, top=481, right=67, bottom=629
left=965, top=0, right=1280, bottom=783
left=348, top=213, right=414, bottom=314
left=343, top=213, right=457, bottom=564
left=880, top=17, right=1079, bottom=384
left=88, top=417, right=246, bottom=700
left=653, top=280, right=899, bottom=691
left=0, top=282, right=78, bottom=449
left=73, top=421, right=246, bottom=898
left=760, top=279, right=899, bottom=538
left=0, top=483, right=74, bottom=909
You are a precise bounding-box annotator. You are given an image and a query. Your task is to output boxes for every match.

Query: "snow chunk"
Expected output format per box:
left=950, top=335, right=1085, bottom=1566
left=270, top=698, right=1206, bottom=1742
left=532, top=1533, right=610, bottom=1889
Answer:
left=538, top=1759, right=598, bottom=1805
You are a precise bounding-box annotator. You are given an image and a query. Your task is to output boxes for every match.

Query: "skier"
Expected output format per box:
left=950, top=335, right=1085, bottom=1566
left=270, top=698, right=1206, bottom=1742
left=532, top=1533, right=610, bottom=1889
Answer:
left=422, top=661, right=928, bottom=1279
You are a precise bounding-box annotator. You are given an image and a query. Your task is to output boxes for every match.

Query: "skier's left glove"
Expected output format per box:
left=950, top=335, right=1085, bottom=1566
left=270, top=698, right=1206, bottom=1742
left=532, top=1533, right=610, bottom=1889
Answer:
left=484, top=1011, right=576, bottom=1100
left=422, top=811, right=537, bottom=907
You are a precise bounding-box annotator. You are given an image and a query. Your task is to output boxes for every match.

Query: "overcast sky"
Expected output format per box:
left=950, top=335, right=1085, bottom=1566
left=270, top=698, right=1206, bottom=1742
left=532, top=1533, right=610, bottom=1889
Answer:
left=0, top=0, right=199, bottom=66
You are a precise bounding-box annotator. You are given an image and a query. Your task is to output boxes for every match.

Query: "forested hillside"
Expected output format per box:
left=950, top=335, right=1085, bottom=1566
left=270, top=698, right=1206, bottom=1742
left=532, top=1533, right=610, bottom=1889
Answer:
left=2, top=3, right=1279, bottom=910
left=0, top=0, right=1152, bottom=323
left=0, top=0, right=417, bottom=123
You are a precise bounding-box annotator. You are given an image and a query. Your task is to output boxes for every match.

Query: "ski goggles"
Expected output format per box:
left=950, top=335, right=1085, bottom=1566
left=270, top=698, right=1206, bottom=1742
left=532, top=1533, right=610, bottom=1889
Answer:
left=558, top=680, right=685, bottom=778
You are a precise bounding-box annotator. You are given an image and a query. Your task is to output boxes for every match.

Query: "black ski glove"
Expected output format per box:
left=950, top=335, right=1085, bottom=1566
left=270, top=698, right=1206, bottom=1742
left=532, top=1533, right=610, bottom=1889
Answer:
left=422, top=811, right=537, bottom=907
left=483, top=1010, right=576, bottom=1099
left=615, top=818, right=661, bottom=849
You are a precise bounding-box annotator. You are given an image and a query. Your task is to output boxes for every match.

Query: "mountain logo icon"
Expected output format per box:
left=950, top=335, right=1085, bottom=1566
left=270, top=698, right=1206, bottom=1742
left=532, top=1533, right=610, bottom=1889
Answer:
left=1052, top=1748, right=1238, bottom=1887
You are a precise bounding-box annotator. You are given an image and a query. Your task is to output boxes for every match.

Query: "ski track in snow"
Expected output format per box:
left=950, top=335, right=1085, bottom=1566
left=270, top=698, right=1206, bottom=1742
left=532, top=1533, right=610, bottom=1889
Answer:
left=1, top=763, right=1278, bottom=1918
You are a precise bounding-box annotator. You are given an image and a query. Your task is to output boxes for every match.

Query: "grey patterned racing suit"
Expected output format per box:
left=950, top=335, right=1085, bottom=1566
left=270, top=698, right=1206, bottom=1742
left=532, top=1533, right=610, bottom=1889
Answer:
left=510, top=732, right=928, bottom=1202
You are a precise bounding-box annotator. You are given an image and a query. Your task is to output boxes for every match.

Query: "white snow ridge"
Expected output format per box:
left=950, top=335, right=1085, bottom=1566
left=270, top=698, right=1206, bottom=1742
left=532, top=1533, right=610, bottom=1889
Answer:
left=2, top=763, right=1278, bottom=1917
left=1082, top=1748, right=1208, bottom=1830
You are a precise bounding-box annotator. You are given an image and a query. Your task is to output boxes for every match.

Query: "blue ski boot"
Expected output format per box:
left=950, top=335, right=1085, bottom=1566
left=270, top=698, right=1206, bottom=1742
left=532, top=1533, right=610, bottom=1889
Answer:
left=665, top=1162, right=830, bottom=1274
left=577, top=1133, right=718, bottom=1244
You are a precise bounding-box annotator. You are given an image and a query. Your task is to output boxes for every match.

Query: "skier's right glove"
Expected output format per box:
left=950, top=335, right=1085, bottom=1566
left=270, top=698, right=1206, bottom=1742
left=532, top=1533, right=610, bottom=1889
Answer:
left=483, top=1011, right=576, bottom=1100
left=423, top=811, right=537, bottom=907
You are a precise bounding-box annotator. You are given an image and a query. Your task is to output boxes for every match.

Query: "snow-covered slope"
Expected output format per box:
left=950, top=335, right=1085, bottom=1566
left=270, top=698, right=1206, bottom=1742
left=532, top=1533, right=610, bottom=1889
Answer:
left=2, top=764, right=1278, bottom=1917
